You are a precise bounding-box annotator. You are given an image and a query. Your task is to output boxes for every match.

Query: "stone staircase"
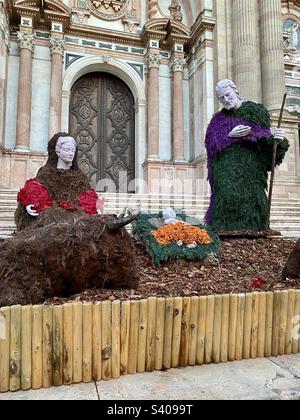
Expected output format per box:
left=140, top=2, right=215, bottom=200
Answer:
left=0, top=189, right=300, bottom=238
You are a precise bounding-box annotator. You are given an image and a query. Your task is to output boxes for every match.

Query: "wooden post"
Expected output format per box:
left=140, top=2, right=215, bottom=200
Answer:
left=128, top=301, right=139, bottom=375
left=236, top=294, right=245, bottom=361
left=265, top=292, right=274, bottom=357
left=0, top=307, right=10, bottom=393
left=180, top=297, right=191, bottom=367
left=212, top=295, right=222, bottom=363
left=272, top=291, right=281, bottom=356
left=285, top=290, right=296, bottom=355
left=32, top=305, right=43, bottom=390
left=196, top=296, right=207, bottom=365
left=112, top=301, right=121, bottom=380
left=10, top=305, right=22, bottom=392
left=120, top=301, right=130, bottom=376
left=257, top=293, right=267, bottom=358
left=292, top=290, right=300, bottom=354
left=205, top=296, right=215, bottom=364
left=163, top=298, right=174, bottom=370
left=279, top=291, right=288, bottom=355
left=42, top=306, right=53, bottom=388
left=243, top=294, right=253, bottom=359
left=172, top=297, right=183, bottom=368
left=73, top=302, right=83, bottom=383
left=92, top=302, right=102, bottom=381
left=189, top=297, right=199, bottom=366
left=62, top=304, right=73, bottom=385
left=228, top=295, right=238, bottom=362
left=220, top=295, right=230, bottom=363
left=102, top=301, right=112, bottom=381
left=137, top=300, right=148, bottom=373
left=146, top=297, right=157, bottom=372
left=82, top=303, right=93, bottom=383
left=155, top=298, right=165, bottom=371
left=21, top=306, right=32, bottom=391
left=53, top=306, right=63, bottom=386
left=250, top=292, right=259, bottom=359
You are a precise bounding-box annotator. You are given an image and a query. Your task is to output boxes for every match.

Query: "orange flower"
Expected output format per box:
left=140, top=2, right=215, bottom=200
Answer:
left=151, top=222, right=212, bottom=246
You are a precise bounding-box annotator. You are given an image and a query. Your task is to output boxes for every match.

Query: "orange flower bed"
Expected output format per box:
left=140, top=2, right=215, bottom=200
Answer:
left=151, top=222, right=212, bottom=246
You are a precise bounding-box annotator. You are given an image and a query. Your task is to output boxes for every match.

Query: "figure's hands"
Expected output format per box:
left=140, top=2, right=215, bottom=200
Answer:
left=273, top=128, right=285, bottom=143
left=229, top=125, right=252, bottom=138
left=26, top=205, right=39, bottom=217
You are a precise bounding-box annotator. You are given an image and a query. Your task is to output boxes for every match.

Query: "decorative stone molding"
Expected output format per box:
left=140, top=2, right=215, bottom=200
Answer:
left=122, top=18, right=140, bottom=34
left=88, top=0, right=130, bottom=21
left=0, top=1, right=10, bottom=47
left=287, top=104, right=300, bottom=115
left=49, top=38, right=65, bottom=56
left=17, top=32, right=36, bottom=53
left=146, top=52, right=161, bottom=69
left=71, top=10, right=91, bottom=25
left=171, top=57, right=186, bottom=73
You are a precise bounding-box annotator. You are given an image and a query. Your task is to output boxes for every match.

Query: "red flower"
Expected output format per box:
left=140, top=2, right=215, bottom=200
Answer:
left=145, top=257, right=153, bottom=268
left=57, top=201, right=78, bottom=212
left=17, top=179, right=52, bottom=213
left=77, top=189, right=98, bottom=215
left=250, top=277, right=267, bottom=290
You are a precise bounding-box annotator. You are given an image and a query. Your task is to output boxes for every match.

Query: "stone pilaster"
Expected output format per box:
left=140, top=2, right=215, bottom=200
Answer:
left=171, top=56, right=186, bottom=162
left=0, top=1, right=9, bottom=146
left=15, top=32, right=36, bottom=151
left=49, top=37, right=65, bottom=138
left=259, top=0, right=285, bottom=110
left=232, top=0, right=262, bottom=102
left=146, top=52, right=161, bottom=160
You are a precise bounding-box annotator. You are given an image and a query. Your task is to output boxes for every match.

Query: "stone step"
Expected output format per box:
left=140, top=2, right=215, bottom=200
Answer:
left=0, top=189, right=300, bottom=202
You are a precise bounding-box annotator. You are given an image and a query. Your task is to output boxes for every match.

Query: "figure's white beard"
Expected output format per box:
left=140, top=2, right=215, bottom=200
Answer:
left=223, top=98, right=243, bottom=110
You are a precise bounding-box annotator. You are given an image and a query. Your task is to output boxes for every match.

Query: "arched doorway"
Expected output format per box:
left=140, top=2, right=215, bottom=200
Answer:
left=69, top=72, right=135, bottom=192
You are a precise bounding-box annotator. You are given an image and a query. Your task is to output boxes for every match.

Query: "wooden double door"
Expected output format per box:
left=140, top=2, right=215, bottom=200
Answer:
left=70, top=72, right=135, bottom=192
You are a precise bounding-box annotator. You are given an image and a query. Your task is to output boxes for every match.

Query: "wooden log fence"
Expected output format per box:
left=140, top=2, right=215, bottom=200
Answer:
left=0, top=290, right=300, bottom=393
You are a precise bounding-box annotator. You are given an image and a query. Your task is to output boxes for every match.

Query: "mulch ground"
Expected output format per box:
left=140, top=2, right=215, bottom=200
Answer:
left=46, top=237, right=300, bottom=305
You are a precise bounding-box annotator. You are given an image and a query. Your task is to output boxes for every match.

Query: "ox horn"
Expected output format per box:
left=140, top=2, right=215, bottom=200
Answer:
left=106, top=207, right=141, bottom=231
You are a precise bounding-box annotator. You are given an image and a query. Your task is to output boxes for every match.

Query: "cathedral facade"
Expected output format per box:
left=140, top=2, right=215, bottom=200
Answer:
left=0, top=0, right=299, bottom=197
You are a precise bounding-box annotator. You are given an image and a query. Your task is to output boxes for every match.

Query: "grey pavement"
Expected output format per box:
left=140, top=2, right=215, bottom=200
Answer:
left=0, top=355, right=300, bottom=400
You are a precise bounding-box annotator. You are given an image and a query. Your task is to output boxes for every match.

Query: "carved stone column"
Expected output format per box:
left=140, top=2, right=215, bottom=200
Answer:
left=15, top=32, right=36, bottom=151
left=146, top=52, right=161, bottom=160
left=232, top=0, right=262, bottom=102
left=49, top=38, right=65, bottom=138
left=171, top=56, right=186, bottom=161
left=260, top=0, right=285, bottom=109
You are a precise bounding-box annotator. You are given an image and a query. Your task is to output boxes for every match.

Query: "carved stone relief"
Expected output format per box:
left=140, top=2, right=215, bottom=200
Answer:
left=283, top=18, right=300, bottom=63
left=88, top=0, right=130, bottom=21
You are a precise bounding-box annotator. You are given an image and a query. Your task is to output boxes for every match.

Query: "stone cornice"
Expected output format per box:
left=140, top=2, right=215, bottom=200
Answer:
left=9, top=0, right=70, bottom=29
left=189, top=14, right=216, bottom=49
left=68, top=23, right=142, bottom=46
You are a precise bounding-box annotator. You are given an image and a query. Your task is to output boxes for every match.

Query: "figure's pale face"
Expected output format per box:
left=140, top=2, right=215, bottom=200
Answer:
left=56, top=137, right=76, bottom=169
left=217, top=86, right=240, bottom=110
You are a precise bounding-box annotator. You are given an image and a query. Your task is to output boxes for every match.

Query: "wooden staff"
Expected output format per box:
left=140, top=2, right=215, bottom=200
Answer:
left=267, top=93, right=287, bottom=230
